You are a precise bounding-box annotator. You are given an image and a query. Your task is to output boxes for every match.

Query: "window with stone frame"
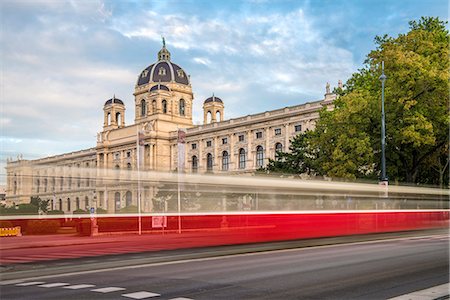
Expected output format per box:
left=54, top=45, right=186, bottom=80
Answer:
left=274, top=128, right=282, bottom=135
left=239, top=148, right=246, bottom=169
left=179, top=99, right=185, bottom=116
left=222, top=151, right=229, bottom=171
left=192, top=156, right=198, bottom=173
left=275, top=142, right=283, bottom=157
left=256, top=145, right=264, bottom=167
left=238, top=134, right=245, bottom=142
left=206, top=153, right=213, bottom=172
left=256, top=132, right=263, bottom=139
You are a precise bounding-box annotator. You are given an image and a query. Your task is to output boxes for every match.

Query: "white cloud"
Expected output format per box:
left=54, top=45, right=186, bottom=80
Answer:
left=1, top=1, right=357, bottom=179
left=193, top=57, right=211, bottom=66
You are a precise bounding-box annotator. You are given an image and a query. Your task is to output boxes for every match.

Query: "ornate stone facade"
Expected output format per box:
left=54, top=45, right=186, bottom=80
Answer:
left=5, top=43, right=338, bottom=212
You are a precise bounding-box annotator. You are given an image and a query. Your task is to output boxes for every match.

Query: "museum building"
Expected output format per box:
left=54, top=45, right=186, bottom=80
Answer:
left=5, top=42, right=339, bottom=212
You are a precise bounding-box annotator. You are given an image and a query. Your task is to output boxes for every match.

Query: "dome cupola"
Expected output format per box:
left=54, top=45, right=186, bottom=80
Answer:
left=137, top=38, right=190, bottom=86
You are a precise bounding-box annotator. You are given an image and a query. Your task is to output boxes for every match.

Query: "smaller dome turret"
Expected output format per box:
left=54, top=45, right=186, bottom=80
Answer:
left=204, top=95, right=223, bottom=104
left=104, top=95, right=124, bottom=106
left=203, top=93, right=224, bottom=124
left=103, top=95, right=125, bottom=130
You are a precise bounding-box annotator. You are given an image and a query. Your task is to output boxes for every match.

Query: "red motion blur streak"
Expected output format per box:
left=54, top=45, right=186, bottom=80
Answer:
left=1, top=210, right=448, bottom=265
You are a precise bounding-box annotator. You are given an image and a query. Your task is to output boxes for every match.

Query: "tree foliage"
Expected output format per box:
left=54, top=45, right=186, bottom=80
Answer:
left=266, top=17, right=449, bottom=185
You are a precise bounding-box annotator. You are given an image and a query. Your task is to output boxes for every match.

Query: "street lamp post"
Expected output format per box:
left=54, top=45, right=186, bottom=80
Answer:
left=379, top=61, right=388, bottom=183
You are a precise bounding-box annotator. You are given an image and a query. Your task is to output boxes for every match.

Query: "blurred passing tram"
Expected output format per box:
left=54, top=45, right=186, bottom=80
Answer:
left=1, top=167, right=448, bottom=246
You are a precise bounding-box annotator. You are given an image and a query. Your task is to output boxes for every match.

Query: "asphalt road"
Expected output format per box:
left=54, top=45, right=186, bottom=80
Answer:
left=1, top=234, right=449, bottom=300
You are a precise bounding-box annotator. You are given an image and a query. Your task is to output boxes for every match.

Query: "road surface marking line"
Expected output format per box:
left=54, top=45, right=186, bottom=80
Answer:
left=0, top=279, right=25, bottom=285
left=16, top=281, right=45, bottom=286
left=38, top=282, right=70, bottom=288
left=122, top=291, right=161, bottom=299
left=169, top=298, right=194, bottom=300
left=92, top=287, right=126, bottom=293
left=388, top=283, right=449, bottom=299
left=63, top=284, right=96, bottom=289
left=6, top=234, right=448, bottom=282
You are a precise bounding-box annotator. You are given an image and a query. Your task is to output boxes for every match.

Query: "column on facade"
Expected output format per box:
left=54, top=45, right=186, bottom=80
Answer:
left=213, top=136, right=218, bottom=171
left=230, top=133, right=235, bottom=170
left=265, top=127, right=270, bottom=164
left=184, top=140, right=188, bottom=173
left=284, top=123, right=290, bottom=151
left=247, top=130, right=253, bottom=170
left=198, top=139, right=202, bottom=172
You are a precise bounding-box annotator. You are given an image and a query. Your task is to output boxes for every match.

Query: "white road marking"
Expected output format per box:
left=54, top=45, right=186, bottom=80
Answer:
left=388, top=283, right=449, bottom=299
left=4, top=233, right=448, bottom=283
left=16, top=281, right=45, bottom=286
left=0, top=279, right=25, bottom=285
left=122, top=291, right=161, bottom=299
left=92, top=287, right=126, bottom=293
left=169, top=298, right=194, bottom=300
left=63, top=284, right=96, bottom=289
left=38, top=282, right=69, bottom=288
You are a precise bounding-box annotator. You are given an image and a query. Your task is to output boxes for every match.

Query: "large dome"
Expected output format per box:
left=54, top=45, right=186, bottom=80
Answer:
left=137, top=42, right=190, bottom=86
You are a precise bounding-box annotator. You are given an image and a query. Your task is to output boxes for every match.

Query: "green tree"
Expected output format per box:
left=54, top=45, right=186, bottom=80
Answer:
left=269, top=17, right=448, bottom=185
left=30, top=196, right=50, bottom=214
left=265, top=131, right=321, bottom=176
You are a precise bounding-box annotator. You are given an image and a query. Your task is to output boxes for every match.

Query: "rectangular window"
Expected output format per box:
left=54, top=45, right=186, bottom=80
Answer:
left=274, top=128, right=282, bottom=135
left=256, top=132, right=263, bottom=139
left=294, top=124, right=302, bottom=132
left=238, top=135, right=245, bottom=142
left=206, top=140, right=212, bottom=147
left=222, top=138, right=228, bottom=145
left=191, top=143, right=197, bottom=150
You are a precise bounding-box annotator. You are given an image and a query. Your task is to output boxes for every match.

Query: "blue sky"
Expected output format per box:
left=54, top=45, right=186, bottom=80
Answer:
left=0, top=0, right=448, bottom=182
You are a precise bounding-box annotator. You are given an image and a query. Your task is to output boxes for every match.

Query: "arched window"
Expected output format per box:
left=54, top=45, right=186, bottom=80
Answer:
left=216, top=111, right=221, bottom=121
left=207, top=153, right=213, bottom=172
left=275, top=142, right=283, bottom=157
left=192, top=156, right=198, bottom=173
left=141, top=100, right=146, bottom=117
left=222, top=151, right=229, bottom=171
left=256, top=145, right=264, bottom=167
left=107, top=113, right=111, bottom=125
left=239, top=148, right=246, bottom=169
left=152, top=100, right=156, bottom=113
left=85, top=196, right=89, bottom=209
left=115, top=192, right=121, bottom=211
left=125, top=191, right=132, bottom=207
left=207, top=111, right=212, bottom=124
left=179, top=99, right=185, bottom=116
left=59, top=199, right=62, bottom=211
left=116, top=112, right=121, bottom=125
left=115, top=164, right=120, bottom=169
left=76, top=197, right=80, bottom=210
left=67, top=198, right=71, bottom=212
left=162, top=100, right=167, bottom=113
left=36, top=179, right=40, bottom=193
left=127, top=163, right=132, bottom=169
left=44, top=178, right=48, bottom=192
